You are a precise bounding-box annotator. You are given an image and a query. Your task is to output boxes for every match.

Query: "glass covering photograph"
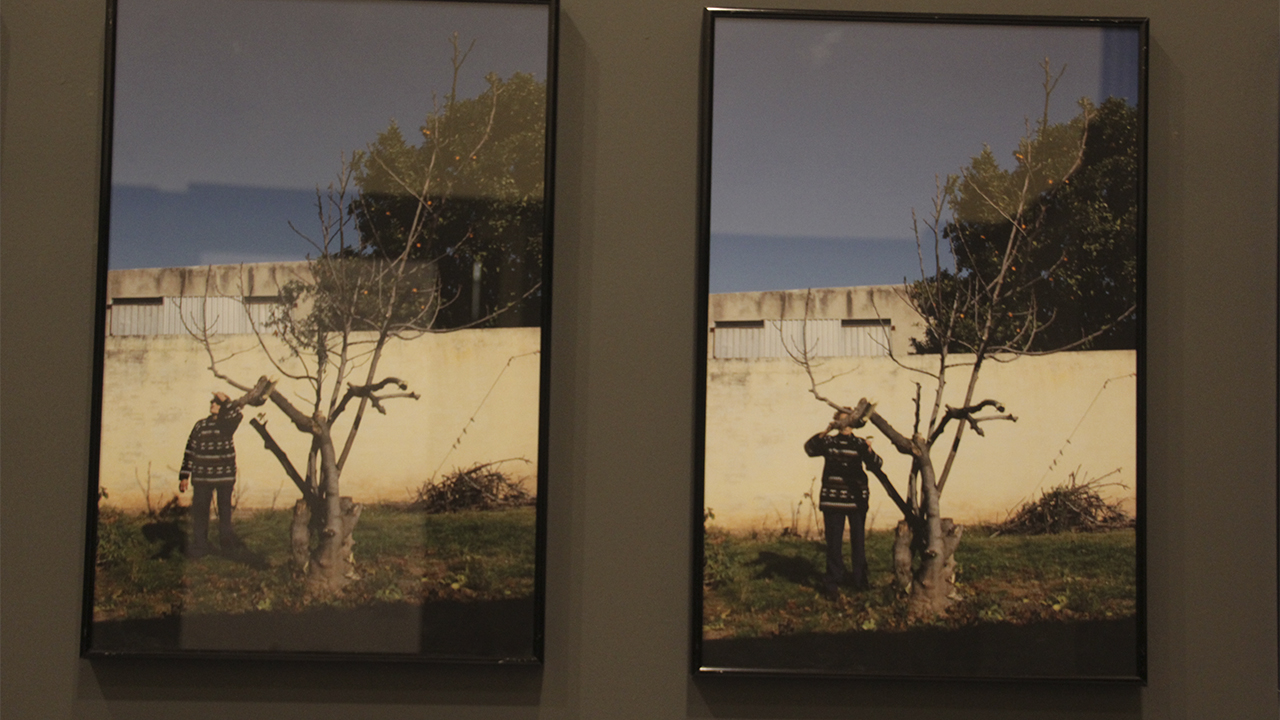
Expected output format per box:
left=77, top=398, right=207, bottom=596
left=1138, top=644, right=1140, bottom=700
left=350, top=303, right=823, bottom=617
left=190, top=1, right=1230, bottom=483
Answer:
left=83, top=0, right=556, bottom=661
left=694, top=9, right=1146, bottom=680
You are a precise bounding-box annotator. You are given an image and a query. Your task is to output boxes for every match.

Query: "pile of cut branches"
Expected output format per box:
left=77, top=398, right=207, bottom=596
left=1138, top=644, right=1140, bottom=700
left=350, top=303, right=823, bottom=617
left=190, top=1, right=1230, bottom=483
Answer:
left=413, top=459, right=534, bottom=513
left=991, top=468, right=1133, bottom=535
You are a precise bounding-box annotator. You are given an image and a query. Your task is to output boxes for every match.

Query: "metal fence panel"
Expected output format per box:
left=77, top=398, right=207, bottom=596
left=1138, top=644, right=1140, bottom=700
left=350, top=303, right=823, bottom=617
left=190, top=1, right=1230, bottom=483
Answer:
left=108, top=297, right=277, bottom=336
left=714, top=319, right=887, bottom=359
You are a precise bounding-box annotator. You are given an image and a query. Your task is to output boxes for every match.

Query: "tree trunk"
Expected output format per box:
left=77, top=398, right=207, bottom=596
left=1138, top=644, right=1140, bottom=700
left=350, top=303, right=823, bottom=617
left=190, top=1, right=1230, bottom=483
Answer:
left=892, top=521, right=914, bottom=592
left=290, top=499, right=311, bottom=568
left=901, top=427, right=959, bottom=615
left=337, top=497, right=362, bottom=568
left=860, top=402, right=962, bottom=617
left=908, top=446, right=961, bottom=617
left=304, top=425, right=362, bottom=595
left=940, top=519, right=963, bottom=593
left=292, top=494, right=362, bottom=593
left=307, top=496, right=362, bottom=595
left=908, top=518, right=962, bottom=617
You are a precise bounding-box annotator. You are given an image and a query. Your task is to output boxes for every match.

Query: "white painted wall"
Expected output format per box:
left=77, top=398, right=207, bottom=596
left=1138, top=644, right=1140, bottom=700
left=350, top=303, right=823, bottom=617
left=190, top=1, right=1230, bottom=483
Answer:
left=703, top=350, right=1137, bottom=531
left=97, top=328, right=542, bottom=510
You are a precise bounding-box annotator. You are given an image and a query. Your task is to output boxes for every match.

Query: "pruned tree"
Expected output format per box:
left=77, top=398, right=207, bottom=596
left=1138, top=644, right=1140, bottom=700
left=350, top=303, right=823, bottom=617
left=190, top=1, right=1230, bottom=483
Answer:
left=790, top=60, right=1138, bottom=616
left=189, top=38, right=544, bottom=595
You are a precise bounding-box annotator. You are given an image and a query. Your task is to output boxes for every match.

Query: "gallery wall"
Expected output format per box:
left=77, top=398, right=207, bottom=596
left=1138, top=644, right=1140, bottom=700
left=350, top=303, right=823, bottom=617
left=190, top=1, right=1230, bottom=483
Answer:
left=2, top=0, right=1277, bottom=719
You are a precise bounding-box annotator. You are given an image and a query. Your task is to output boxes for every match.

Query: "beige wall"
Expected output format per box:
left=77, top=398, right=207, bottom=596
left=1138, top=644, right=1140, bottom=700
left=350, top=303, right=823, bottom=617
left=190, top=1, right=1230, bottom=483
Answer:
left=106, top=262, right=313, bottom=301
left=704, top=350, right=1136, bottom=531
left=709, top=285, right=924, bottom=357
left=97, top=328, right=542, bottom=510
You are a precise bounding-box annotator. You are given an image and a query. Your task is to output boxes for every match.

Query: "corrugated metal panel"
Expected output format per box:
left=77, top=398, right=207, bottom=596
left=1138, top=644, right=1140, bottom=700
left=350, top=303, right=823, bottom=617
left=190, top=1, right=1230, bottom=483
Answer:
left=713, top=319, right=890, bottom=359
left=244, top=302, right=278, bottom=332
left=715, top=324, right=750, bottom=359
left=108, top=297, right=278, bottom=336
left=842, top=324, right=891, bottom=357
left=161, top=297, right=203, bottom=335
left=109, top=303, right=162, bottom=336
left=773, top=319, right=842, bottom=358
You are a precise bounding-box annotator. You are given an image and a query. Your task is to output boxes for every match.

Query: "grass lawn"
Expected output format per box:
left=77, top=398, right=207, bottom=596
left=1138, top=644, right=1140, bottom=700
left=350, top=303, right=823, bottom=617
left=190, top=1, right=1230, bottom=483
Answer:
left=702, top=526, right=1136, bottom=640
left=92, top=503, right=537, bottom=622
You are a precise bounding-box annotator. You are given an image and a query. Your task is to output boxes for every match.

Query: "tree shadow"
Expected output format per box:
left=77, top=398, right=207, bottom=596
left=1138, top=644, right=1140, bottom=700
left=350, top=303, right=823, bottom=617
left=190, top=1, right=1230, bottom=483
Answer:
left=138, top=520, right=268, bottom=569
left=750, top=551, right=822, bottom=588
left=141, top=521, right=186, bottom=560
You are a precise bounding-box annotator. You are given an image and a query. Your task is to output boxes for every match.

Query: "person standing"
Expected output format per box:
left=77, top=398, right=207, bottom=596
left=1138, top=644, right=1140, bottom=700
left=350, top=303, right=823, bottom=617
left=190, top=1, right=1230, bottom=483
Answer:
left=179, top=391, right=245, bottom=557
left=804, top=410, right=882, bottom=597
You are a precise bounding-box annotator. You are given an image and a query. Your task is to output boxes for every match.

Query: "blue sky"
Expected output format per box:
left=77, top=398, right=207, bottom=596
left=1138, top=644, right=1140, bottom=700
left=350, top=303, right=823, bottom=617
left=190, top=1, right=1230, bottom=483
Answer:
left=108, top=0, right=549, bottom=269
left=708, top=17, right=1140, bottom=293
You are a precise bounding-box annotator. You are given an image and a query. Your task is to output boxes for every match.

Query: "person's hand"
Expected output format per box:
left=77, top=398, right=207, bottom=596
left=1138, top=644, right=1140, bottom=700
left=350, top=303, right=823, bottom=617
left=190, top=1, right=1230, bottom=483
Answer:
left=179, top=478, right=188, bottom=493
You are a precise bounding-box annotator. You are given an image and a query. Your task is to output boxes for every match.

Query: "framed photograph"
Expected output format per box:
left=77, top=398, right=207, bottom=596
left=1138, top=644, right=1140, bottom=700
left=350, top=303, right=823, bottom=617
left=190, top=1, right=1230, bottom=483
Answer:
left=82, top=0, right=556, bottom=661
left=694, top=8, right=1146, bottom=680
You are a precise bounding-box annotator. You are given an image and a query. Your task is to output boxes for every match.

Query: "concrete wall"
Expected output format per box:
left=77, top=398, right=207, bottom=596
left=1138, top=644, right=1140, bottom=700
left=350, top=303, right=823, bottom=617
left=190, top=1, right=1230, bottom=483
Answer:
left=97, top=328, right=542, bottom=510
left=708, top=285, right=924, bottom=358
left=704, top=351, right=1136, bottom=531
left=106, top=262, right=313, bottom=301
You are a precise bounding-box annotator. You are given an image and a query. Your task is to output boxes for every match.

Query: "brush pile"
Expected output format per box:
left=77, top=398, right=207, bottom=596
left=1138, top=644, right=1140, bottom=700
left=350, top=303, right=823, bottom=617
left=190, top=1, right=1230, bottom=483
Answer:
left=992, top=469, right=1133, bottom=535
left=413, top=460, right=534, bottom=513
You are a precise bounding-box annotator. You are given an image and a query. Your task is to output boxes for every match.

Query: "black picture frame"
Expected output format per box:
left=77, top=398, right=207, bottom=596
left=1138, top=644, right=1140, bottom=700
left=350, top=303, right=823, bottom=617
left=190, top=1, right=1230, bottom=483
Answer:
left=81, top=0, right=557, bottom=662
left=693, top=7, right=1147, bottom=681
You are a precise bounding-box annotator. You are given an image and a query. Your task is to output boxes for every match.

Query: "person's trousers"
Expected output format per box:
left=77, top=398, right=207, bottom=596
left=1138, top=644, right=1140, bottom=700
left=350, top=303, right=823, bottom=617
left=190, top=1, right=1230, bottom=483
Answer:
left=823, top=507, right=868, bottom=587
left=191, top=482, right=236, bottom=549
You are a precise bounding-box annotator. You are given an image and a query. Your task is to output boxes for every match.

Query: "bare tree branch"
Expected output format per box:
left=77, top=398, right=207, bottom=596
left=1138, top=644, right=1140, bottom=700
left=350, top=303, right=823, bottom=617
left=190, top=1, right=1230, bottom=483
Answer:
left=248, top=415, right=318, bottom=504
left=331, top=377, right=419, bottom=422
left=780, top=290, right=854, bottom=414
left=928, top=399, right=1010, bottom=445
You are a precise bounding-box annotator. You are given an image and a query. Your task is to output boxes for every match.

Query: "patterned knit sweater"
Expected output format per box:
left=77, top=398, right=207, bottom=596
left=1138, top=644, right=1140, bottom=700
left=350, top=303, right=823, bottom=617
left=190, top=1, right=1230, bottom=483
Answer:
left=803, top=431, right=878, bottom=511
left=179, top=406, right=243, bottom=484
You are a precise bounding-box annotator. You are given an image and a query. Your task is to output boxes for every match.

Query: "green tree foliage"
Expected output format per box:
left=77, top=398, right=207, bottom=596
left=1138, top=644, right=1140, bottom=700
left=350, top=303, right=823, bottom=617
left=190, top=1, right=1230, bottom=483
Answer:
left=348, top=67, right=546, bottom=328
left=909, top=97, right=1138, bottom=354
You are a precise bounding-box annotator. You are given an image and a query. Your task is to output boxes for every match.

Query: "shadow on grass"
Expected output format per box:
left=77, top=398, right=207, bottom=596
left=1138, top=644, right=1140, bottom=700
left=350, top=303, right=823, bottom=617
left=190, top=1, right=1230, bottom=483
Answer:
left=137, top=521, right=269, bottom=569
left=140, top=521, right=186, bottom=560
left=750, top=551, right=822, bottom=588
left=91, top=597, right=537, bottom=660
left=700, top=617, right=1138, bottom=679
